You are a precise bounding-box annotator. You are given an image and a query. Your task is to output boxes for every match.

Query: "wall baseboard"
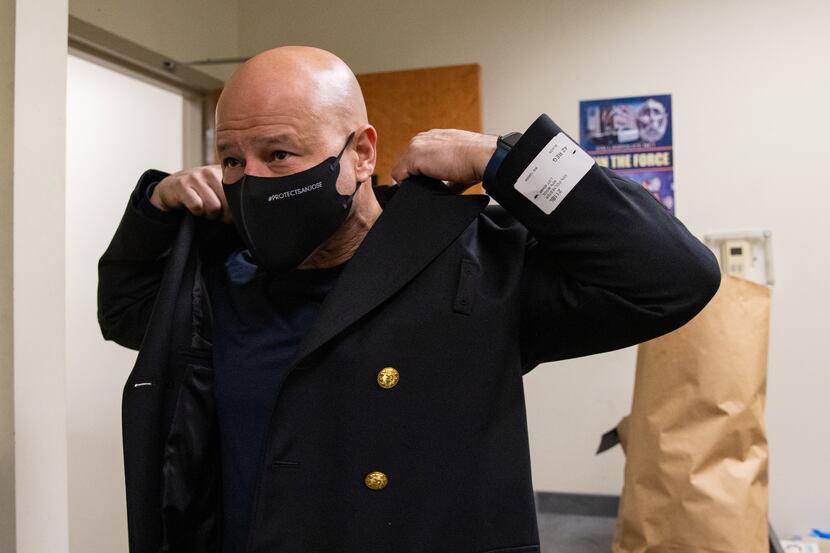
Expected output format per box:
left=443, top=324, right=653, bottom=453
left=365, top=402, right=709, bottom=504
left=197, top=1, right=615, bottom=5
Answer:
left=535, top=493, right=783, bottom=553
left=534, top=491, right=620, bottom=518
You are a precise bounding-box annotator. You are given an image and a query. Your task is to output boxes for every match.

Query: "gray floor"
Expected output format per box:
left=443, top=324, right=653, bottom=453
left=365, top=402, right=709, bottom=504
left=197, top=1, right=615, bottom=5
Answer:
left=538, top=513, right=616, bottom=553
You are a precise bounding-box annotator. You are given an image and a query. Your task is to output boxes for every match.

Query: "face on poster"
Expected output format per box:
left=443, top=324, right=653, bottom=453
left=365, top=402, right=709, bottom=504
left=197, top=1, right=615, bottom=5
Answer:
left=579, top=94, right=674, bottom=212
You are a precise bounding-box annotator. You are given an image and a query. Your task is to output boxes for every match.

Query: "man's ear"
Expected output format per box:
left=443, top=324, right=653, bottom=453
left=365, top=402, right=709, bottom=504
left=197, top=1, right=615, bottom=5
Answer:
left=353, top=125, right=377, bottom=184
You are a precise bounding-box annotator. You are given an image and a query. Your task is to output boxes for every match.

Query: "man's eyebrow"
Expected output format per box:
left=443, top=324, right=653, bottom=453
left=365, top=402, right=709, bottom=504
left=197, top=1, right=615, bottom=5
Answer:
left=217, top=142, right=235, bottom=154
left=216, top=134, right=298, bottom=155
left=254, top=134, right=298, bottom=148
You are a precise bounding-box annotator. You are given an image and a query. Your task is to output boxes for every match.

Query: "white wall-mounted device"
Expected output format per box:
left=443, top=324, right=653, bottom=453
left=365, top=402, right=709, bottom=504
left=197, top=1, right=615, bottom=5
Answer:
left=703, top=230, right=774, bottom=286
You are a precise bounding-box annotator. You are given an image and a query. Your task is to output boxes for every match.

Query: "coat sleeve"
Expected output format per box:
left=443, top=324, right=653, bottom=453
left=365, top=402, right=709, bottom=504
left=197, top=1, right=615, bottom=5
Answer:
left=483, top=114, right=721, bottom=371
left=97, top=169, right=184, bottom=350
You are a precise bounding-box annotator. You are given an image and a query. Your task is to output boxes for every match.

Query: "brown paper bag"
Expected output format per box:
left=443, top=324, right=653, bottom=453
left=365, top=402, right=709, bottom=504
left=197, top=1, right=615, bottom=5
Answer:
left=613, top=275, right=771, bottom=553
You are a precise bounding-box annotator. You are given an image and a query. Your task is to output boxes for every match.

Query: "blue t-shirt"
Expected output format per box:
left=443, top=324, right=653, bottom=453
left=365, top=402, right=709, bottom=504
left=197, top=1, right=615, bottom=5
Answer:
left=208, top=250, right=344, bottom=553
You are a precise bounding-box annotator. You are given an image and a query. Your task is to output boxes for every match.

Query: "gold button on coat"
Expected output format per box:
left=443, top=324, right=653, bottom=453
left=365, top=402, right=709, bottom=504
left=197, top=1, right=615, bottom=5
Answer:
left=364, top=471, right=388, bottom=490
left=377, top=367, right=400, bottom=389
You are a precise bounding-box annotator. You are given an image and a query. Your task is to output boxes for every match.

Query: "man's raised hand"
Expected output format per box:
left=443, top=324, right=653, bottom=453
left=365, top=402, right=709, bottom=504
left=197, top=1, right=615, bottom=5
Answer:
left=391, top=129, right=497, bottom=194
left=150, top=165, right=231, bottom=223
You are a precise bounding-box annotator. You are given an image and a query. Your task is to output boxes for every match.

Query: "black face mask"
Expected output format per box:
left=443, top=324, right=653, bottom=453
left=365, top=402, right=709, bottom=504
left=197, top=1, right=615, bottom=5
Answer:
left=223, top=132, right=358, bottom=274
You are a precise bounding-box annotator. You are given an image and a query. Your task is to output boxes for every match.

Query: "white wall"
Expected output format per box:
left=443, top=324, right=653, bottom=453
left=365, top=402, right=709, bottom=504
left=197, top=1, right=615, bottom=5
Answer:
left=14, top=0, right=71, bottom=550
left=66, top=52, right=184, bottom=553
left=69, top=0, right=240, bottom=81
left=236, top=0, right=830, bottom=536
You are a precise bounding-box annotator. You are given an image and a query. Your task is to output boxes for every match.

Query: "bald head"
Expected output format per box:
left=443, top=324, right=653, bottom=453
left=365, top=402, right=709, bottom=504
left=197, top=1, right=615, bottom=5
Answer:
left=214, top=48, right=382, bottom=271
left=216, top=46, right=367, bottom=136
left=214, top=46, right=379, bottom=222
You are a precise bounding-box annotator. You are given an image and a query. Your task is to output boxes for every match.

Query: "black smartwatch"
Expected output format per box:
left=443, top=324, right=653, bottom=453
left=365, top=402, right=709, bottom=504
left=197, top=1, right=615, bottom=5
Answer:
left=497, top=131, right=523, bottom=152
left=483, top=131, right=523, bottom=189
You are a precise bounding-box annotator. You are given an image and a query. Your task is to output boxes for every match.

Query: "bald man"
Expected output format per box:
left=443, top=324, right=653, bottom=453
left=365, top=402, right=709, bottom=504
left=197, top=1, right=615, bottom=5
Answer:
left=99, top=47, right=720, bottom=553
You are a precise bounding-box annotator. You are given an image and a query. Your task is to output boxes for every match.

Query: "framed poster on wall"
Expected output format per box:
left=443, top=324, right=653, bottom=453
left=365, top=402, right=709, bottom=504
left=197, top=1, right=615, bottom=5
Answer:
left=579, top=94, right=674, bottom=212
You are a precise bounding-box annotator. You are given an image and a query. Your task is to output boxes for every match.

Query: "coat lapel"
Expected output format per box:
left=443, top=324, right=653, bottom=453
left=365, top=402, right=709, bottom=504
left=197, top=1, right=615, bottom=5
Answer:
left=289, top=176, right=489, bottom=369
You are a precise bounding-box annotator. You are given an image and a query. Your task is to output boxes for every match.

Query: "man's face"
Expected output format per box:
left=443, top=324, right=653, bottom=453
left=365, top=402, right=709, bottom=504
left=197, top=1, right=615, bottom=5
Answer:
left=216, top=101, right=356, bottom=195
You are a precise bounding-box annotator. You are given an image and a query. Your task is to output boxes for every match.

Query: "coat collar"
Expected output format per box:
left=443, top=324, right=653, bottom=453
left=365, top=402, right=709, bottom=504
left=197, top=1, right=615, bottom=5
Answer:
left=288, top=176, right=489, bottom=369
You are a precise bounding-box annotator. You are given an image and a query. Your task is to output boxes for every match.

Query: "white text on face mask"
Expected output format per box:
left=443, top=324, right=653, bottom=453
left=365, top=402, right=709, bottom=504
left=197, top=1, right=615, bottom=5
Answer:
left=267, top=181, right=323, bottom=202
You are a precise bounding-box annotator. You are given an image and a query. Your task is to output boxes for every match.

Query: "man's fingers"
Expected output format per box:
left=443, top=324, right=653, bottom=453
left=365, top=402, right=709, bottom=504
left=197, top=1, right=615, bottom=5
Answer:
left=195, top=184, right=223, bottom=220
left=201, top=165, right=232, bottom=222
left=200, top=165, right=224, bottom=191
left=390, top=168, right=406, bottom=185
left=392, top=134, right=431, bottom=183
left=180, top=186, right=205, bottom=216
left=187, top=168, right=221, bottom=220
left=177, top=165, right=230, bottom=221
left=390, top=159, right=410, bottom=184
left=391, top=152, right=420, bottom=184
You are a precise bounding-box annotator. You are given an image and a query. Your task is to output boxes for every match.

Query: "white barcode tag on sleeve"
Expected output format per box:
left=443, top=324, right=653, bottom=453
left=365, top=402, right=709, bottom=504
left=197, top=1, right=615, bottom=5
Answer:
left=513, top=132, right=594, bottom=214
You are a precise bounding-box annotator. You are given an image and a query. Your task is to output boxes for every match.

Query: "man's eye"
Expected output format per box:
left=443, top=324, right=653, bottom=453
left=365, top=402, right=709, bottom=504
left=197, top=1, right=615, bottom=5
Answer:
left=222, top=157, right=241, bottom=168
left=273, top=151, right=290, bottom=161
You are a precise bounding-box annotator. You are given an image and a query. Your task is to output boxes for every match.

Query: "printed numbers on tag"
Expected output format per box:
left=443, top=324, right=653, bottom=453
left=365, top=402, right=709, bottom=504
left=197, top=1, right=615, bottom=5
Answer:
left=513, top=133, right=594, bottom=214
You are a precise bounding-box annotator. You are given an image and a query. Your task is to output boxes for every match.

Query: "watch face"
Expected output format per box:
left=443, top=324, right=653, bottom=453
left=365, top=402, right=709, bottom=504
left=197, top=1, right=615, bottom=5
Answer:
left=500, top=132, right=522, bottom=149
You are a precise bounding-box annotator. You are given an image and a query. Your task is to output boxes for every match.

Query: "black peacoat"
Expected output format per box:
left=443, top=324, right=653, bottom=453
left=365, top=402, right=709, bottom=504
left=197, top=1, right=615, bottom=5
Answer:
left=98, top=114, right=721, bottom=553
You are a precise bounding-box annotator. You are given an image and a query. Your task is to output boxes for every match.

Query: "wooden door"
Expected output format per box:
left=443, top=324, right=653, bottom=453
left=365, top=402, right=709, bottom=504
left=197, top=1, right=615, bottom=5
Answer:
left=356, top=63, right=484, bottom=194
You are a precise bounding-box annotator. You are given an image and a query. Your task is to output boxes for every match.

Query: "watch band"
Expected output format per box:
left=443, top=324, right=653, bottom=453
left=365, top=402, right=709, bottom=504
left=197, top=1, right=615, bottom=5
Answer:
left=483, top=131, right=523, bottom=190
